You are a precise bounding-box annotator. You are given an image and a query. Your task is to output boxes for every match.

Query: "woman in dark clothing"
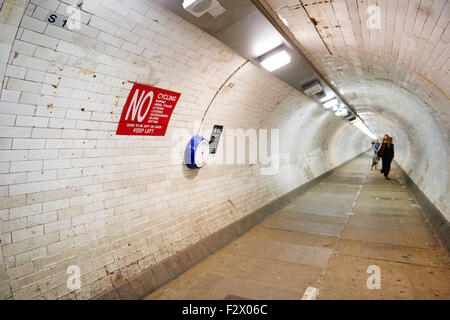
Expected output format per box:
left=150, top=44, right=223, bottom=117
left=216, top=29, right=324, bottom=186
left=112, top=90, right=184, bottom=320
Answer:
left=378, top=137, right=395, bottom=180
left=377, top=135, right=389, bottom=160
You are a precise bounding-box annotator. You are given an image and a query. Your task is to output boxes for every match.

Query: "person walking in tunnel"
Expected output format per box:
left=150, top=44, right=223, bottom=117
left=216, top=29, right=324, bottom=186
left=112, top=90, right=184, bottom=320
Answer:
left=378, top=136, right=395, bottom=180
left=376, top=135, right=389, bottom=161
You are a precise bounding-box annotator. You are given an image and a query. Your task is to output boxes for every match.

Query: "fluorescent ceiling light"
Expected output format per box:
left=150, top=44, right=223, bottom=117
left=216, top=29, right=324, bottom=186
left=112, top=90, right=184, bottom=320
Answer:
left=182, top=0, right=221, bottom=18
left=335, top=108, right=349, bottom=117
left=323, top=98, right=338, bottom=109
left=259, top=47, right=291, bottom=72
left=351, top=119, right=377, bottom=139
left=320, top=93, right=334, bottom=102
left=319, top=90, right=335, bottom=102
left=183, top=0, right=197, bottom=7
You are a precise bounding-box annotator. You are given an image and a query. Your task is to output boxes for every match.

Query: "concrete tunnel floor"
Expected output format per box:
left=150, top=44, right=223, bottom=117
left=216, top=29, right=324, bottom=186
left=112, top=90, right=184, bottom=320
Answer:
left=145, top=152, right=450, bottom=300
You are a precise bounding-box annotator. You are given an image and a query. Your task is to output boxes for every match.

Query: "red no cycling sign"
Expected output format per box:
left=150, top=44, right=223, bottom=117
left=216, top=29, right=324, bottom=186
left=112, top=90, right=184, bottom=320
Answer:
left=116, top=83, right=181, bottom=136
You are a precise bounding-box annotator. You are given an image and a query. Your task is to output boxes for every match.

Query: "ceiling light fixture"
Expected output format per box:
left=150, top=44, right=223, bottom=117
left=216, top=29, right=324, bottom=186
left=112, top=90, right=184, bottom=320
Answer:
left=322, top=98, right=338, bottom=109
left=335, top=107, right=349, bottom=117
left=301, top=79, right=323, bottom=96
left=319, top=90, right=336, bottom=102
left=258, top=46, right=291, bottom=72
left=316, top=90, right=327, bottom=100
left=351, top=119, right=377, bottom=139
left=182, top=0, right=223, bottom=18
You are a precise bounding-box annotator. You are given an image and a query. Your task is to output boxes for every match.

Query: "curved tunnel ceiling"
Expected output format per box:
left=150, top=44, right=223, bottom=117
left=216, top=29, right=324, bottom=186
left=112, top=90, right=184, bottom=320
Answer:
left=256, top=0, right=450, bottom=217
left=161, top=0, right=449, bottom=217
left=157, top=0, right=320, bottom=90
left=157, top=0, right=361, bottom=121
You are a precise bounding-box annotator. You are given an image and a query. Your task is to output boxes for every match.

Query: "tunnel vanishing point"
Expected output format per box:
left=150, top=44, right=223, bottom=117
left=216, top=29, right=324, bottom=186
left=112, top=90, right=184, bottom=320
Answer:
left=0, top=0, right=449, bottom=300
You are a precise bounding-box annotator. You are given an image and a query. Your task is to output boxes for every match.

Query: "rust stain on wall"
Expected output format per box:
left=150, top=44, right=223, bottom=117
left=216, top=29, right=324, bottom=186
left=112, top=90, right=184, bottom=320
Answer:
left=81, top=69, right=95, bottom=76
left=0, top=3, right=15, bottom=24
left=410, top=69, right=449, bottom=100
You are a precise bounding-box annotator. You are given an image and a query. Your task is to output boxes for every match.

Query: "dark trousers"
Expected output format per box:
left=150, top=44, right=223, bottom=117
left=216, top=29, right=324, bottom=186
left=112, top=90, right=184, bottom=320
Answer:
left=381, top=157, right=393, bottom=177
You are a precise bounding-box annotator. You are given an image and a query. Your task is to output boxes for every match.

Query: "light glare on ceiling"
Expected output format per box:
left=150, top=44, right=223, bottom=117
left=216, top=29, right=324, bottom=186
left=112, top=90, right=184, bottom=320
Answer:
left=259, top=48, right=291, bottom=72
left=278, top=15, right=289, bottom=26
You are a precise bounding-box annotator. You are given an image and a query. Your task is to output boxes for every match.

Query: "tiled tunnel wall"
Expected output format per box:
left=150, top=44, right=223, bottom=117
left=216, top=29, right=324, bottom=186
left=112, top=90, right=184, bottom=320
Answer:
left=343, top=80, right=448, bottom=221
left=0, top=0, right=370, bottom=299
left=267, top=0, right=449, bottom=220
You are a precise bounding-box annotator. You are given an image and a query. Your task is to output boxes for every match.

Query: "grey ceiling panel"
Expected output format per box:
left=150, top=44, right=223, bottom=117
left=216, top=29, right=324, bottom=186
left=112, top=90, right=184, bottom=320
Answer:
left=156, top=0, right=320, bottom=93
